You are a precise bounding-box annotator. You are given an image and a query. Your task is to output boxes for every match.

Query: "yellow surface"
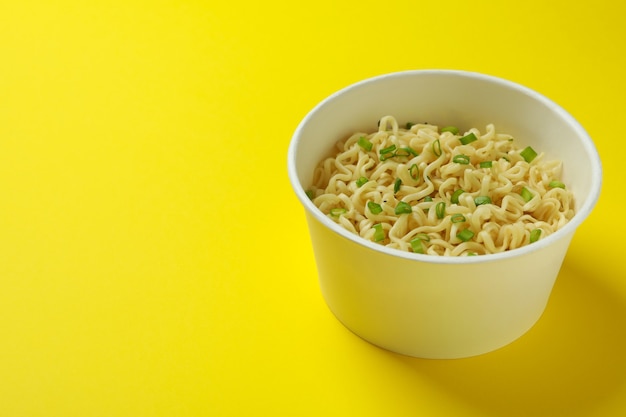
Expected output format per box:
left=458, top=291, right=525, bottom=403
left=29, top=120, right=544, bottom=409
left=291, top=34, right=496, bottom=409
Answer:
left=0, top=1, right=623, bottom=416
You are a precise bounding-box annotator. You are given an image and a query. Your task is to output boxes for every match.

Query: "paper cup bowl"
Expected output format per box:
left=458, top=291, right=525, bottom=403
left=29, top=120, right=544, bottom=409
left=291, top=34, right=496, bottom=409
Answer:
left=287, top=70, right=602, bottom=359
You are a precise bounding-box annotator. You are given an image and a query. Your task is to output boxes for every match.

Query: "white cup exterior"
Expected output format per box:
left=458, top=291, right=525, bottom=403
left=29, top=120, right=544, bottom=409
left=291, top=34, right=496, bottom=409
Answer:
left=288, top=70, right=602, bottom=359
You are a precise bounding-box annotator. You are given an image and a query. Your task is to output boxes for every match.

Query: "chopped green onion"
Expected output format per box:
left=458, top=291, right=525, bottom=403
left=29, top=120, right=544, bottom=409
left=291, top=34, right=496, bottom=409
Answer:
left=330, top=208, right=347, bottom=217
left=394, top=178, right=402, bottom=193
left=479, top=161, right=493, bottom=168
left=521, top=187, right=533, bottom=203
left=459, top=132, right=478, bottom=145
left=357, top=136, right=373, bottom=152
left=396, top=147, right=418, bottom=157
left=467, top=252, right=477, bottom=256
left=395, top=201, right=412, bottom=215
left=549, top=180, right=565, bottom=189
left=435, top=202, right=446, bottom=219
left=410, top=237, right=425, bottom=253
left=406, top=122, right=415, bottom=129
left=409, top=164, right=419, bottom=180
left=453, top=154, right=470, bottom=165
left=451, top=189, right=465, bottom=204
left=441, top=126, right=459, bottom=135
left=372, top=224, right=385, bottom=242
left=457, top=228, right=475, bottom=242
left=305, top=189, right=315, bottom=200
left=394, top=148, right=408, bottom=158
left=424, top=196, right=433, bottom=202
left=520, top=146, right=538, bottom=163
left=380, top=144, right=397, bottom=157
left=530, top=228, right=542, bottom=243
left=432, top=139, right=442, bottom=156
left=502, top=156, right=510, bottom=162
left=367, top=201, right=383, bottom=215
left=451, top=213, right=466, bottom=223
left=416, top=233, right=430, bottom=242
left=356, top=176, right=368, bottom=187
left=474, top=196, right=492, bottom=206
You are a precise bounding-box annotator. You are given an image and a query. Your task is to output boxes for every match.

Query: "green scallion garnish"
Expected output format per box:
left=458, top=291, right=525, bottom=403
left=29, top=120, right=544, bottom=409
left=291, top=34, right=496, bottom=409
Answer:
left=451, top=189, right=465, bottom=204
left=451, top=213, right=466, bottom=223
left=380, top=144, right=397, bottom=159
left=395, top=201, right=412, bottom=215
left=424, top=196, right=433, bottom=202
left=432, top=139, right=442, bottom=156
left=330, top=208, right=347, bottom=217
left=459, top=132, right=478, bottom=145
left=394, top=178, right=402, bottom=193
left=435, top=202, right=445, bottom=219
left=467, top=252, right=477, bottom=256
left=453, top=154, right=470, bottom=165
left=474, top=196, right=492, bottom=206
left=372, top=224, right=385, bottom=242
left=367, top=201, right=383, bottom=215
left=396, top=147, right=418, bottom=157
left=356, top=176, right=368, bottom=187
left=410, top=237, right=425, bottom=253
left=357, top=136, right=373, bottom=152
left=530, top=228, right=542, bottom=243
left=549, top=180, right=565, bottom=189
left=305, top=189, right=315, bottom=200
left=457, top=228, right=475, bottom=242
left=520, top=146, right=538, bottom=163
left=521, top=187, right=533, bottom=202
left=441, top=126, right=459, bottom=135
left=406, top=122, right=415, bottom=129
left=409, top=164, right=419, bottom=180
left=416, top=233, right=430, bottom=242
left=479, top=161, right=493, bottom=168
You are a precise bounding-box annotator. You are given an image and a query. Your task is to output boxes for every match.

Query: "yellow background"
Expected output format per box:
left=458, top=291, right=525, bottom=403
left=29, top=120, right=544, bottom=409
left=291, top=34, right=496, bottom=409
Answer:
left=0, top=1, right=623, bottom=416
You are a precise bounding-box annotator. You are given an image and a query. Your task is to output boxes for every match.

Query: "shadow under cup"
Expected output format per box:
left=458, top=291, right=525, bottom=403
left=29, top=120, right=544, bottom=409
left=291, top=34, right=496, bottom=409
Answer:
left=287, top=70, right=602, bottom=359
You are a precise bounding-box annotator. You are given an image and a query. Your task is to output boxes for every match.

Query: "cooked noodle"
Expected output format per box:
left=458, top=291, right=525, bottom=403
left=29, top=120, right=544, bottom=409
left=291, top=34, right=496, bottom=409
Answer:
left=308, top=116, right=574, bottom=256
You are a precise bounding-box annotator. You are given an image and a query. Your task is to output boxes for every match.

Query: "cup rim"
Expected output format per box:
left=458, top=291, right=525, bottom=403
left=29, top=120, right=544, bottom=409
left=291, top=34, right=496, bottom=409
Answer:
left=287, top=69, right=603, bottom=265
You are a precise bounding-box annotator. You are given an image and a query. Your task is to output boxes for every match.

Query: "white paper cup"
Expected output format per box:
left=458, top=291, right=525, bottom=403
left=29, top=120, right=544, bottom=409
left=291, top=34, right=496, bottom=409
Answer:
left=287, top=70, right=602, bottom=359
